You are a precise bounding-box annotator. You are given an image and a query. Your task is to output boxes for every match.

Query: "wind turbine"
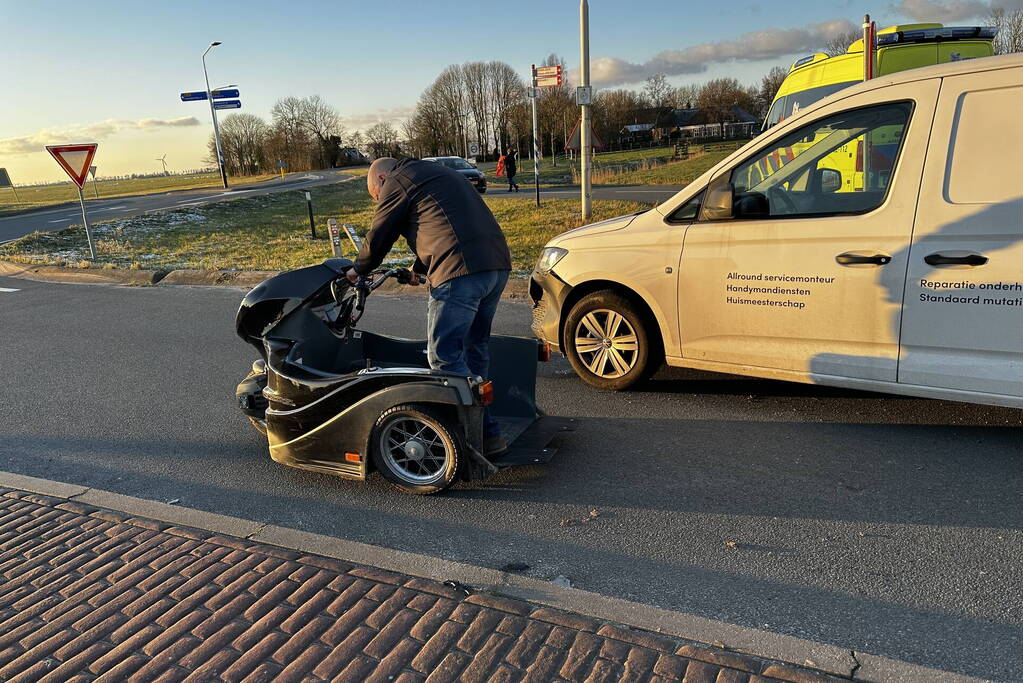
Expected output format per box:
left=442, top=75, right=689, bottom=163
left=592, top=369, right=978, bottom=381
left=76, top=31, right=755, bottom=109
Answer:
left=156, top=155, right=169, bottom=175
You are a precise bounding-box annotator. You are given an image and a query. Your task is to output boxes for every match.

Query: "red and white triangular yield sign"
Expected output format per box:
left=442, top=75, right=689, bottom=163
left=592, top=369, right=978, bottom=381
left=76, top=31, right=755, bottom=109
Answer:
left=45, top=143, right=98, bottom=189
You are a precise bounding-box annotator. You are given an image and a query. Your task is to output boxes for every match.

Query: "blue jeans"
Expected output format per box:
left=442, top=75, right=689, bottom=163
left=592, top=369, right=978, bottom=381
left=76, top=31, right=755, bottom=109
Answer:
left=427, top=270, right=509, bottom=435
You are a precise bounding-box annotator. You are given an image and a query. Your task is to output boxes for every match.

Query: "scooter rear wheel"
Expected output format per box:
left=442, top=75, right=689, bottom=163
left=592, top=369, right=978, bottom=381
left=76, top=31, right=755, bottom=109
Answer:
left=372, top=404, right=462, bottom=495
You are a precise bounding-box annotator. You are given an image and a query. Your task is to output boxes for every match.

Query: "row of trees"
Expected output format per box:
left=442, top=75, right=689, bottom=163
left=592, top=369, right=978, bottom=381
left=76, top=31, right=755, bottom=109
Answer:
left=401, top=54, right=789, bottom=160
left=207, top=95, right=347, bottom=175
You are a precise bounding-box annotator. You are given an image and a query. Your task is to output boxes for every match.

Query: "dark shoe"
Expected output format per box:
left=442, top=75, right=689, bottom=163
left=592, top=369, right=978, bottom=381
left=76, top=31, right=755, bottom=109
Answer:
left=484, top=434, right=508, bottom=456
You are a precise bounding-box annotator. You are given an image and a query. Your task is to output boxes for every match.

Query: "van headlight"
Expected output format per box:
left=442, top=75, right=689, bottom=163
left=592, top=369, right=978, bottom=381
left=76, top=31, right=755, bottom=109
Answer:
left=535, top=247, right=568, bottom=275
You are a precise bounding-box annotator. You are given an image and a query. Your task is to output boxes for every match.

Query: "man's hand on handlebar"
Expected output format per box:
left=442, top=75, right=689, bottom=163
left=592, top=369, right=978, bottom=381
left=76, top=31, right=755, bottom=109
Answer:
left=345, top=268, right=360, bottom=285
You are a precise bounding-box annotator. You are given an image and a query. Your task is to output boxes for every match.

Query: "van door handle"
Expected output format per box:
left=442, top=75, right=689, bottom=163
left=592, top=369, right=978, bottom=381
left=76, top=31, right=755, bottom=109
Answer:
left=924, top=252, right=988, bottom=267
left=835, top=252, right=891, bottom=266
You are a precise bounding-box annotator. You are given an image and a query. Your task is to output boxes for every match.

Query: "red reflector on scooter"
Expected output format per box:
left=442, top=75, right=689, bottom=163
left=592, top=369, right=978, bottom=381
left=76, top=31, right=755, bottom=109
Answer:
left=479, top=381, right=494, bottom=406
left=538, top=342, right=552, bottom=362
left=344, top=452, right=362, bottom=463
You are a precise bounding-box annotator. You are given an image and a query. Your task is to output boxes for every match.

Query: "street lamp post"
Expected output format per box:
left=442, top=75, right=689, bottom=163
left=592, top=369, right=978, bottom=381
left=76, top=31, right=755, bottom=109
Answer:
left=580, top=0, right=592, bottom=220
left=202, top=41, right=229, bottom=189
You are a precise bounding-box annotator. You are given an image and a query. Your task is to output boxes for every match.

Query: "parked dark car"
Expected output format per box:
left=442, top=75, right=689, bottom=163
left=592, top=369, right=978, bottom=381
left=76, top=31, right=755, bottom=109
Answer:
left=422, top=156, right=487, bottom=193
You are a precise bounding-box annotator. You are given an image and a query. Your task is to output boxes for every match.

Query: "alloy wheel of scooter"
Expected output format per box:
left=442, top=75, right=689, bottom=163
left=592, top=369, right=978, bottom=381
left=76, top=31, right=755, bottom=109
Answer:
left=372, top=404, right=461, bottom=495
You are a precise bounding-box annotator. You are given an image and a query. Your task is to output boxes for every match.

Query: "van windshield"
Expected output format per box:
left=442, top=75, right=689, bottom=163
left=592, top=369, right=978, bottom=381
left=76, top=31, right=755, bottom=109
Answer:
left=764, top=80, right=860, bottom=130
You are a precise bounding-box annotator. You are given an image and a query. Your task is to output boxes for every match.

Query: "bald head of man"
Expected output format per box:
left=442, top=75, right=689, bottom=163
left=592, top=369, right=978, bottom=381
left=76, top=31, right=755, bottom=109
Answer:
left=367, top=157, right=399, bottom=202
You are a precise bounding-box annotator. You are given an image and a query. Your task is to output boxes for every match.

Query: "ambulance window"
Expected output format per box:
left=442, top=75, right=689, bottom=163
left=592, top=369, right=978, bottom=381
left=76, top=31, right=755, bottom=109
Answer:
left=764, top=98, right=786, bottom=129
left=946, top=86, right=1023, bottom=204
left=730, top=101, right=912, bottom=219
left=785, top=81, right=858, bottom=119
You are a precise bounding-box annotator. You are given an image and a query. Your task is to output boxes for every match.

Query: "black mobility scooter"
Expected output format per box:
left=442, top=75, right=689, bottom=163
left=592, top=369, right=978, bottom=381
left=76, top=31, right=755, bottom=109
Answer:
left=235, top=257, right=568, bottom=494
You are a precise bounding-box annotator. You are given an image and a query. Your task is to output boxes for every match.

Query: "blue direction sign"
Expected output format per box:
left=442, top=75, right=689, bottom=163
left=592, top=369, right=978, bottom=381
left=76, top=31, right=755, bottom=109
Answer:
left=213, top=99, right=242, bottom=110
left=211, top=89, right=240, bottom=99
left=180, top=91, right=208, bottom=102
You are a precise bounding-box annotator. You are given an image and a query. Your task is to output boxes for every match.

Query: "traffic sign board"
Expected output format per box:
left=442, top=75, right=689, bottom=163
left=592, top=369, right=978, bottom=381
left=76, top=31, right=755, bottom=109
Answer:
left=180, top=91, right=208, bottom=102
left=0, top=168, right=11, bottom=188
left=211, top=89, right=240, bottom=99
left=534, top=64, right=563, bottom=88
left=213, top=100, right=241, bottom=110
left=89, top=166, right=97, bottom=179
left=45, top=143, right=98, bottom=189
left=565, top=118, right=604, bottom=151
left=468, top=141, right=481, bottom=156
left=576, top=85, right=593, bottom=106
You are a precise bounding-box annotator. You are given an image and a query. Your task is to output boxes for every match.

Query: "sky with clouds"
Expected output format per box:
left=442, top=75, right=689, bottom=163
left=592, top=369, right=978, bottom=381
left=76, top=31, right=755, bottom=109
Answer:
left=0, top=0, right=1011, bottom=183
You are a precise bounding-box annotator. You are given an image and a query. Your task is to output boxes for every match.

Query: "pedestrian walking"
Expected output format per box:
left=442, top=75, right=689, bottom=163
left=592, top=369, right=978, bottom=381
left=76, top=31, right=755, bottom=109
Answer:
left=348, top=157, right=513, bottom=454
left=505, top=149, right=519, bottom=192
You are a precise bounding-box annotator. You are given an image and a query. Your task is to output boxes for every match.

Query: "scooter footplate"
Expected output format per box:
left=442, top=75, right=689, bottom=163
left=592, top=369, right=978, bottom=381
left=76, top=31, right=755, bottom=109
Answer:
left=494, top=417, right=575, bottom=468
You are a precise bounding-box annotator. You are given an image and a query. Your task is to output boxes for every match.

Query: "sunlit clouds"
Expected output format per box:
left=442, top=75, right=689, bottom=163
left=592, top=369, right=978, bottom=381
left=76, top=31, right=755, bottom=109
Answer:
left=0, top=117, right=200, bottom=156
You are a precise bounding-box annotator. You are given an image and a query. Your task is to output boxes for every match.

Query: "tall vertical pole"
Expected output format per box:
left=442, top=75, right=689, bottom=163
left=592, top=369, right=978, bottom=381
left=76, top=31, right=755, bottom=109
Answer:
left=862, top=15, right=874, bottom=191
left=203, top=44, right=229, bottom=189
left=580, top=0, right=592, bottom=220
left=530, top=66, right=541, bottom=207
left=77, top=188, right=97, bottom=260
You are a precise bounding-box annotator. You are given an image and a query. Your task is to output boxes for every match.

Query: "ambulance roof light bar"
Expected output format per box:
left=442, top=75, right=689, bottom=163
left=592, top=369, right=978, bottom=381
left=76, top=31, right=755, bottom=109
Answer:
left=876, top=26, right=997, bottom=46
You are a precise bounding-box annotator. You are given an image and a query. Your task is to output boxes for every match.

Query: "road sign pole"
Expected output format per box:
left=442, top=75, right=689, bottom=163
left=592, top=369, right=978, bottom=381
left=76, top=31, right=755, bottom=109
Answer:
left=580, top=0, right=592, bottom=220
left=305, top=191, right=316, bottom=239
left=77, top=188, right=97, bottom=260
left=530, top=67, right=541, bottom=207
left=202, top=46, right=229, bottom=189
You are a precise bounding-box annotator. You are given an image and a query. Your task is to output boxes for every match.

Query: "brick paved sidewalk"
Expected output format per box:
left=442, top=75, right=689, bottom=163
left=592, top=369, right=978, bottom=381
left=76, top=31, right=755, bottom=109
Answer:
left=0, top=487, right=844, bottom=683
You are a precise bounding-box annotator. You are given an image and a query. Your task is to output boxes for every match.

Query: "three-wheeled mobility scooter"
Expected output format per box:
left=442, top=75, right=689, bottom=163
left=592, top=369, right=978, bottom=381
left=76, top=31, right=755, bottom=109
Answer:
left=235, top=256, right=568, bottom=494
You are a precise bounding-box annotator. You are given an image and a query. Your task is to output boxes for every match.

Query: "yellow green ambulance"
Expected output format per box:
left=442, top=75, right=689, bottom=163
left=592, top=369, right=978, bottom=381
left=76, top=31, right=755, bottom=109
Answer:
left=749, top=24, right=997, bottom=193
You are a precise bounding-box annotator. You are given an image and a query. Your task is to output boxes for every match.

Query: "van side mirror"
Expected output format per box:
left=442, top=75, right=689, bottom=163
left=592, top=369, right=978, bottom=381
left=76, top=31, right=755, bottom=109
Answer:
left=703, top=183, right=734, bottom=221
left=818, top=168, right=842, bottom=193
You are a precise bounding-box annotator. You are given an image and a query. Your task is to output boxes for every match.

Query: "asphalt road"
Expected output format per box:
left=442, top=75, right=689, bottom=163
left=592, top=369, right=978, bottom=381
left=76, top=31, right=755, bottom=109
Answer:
left=0, top=169, right=354, bottom=244
left=1, top=276, right=1021, bottom=680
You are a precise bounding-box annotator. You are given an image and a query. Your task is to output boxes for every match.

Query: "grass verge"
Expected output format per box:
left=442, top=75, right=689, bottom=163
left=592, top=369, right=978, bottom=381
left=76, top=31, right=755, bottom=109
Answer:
left=0, top=177, right=647, bottom=275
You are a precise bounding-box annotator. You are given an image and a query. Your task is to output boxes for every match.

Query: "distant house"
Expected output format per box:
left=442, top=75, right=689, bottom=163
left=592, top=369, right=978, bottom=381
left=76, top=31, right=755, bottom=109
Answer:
left=619, top=123, right=656, bottom=145
left=609, top=105, right=760, bottom=148
left=653, top=105, right=760, bottom=142
left=338, top=147, right=369, bottom=166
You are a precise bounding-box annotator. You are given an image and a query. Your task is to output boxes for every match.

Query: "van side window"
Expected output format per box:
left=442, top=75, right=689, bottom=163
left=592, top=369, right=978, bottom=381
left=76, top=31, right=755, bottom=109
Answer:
left=731, top=102, right=911, bottom=219
left=945, top=86, right=1023, bottom=204
left=668, top=191, right=704, bottom=223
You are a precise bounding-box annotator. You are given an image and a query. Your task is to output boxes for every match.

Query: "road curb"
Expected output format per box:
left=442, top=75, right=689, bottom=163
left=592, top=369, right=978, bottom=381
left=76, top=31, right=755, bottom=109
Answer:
left=0, top=259, right=164, bottom=285
left=0, top=469, right=978, bottom=682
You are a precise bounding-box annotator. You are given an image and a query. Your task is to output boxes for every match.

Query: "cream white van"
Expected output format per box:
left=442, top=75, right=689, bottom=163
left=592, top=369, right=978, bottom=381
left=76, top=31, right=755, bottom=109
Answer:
left=529, top=54, right=1023, bottom=408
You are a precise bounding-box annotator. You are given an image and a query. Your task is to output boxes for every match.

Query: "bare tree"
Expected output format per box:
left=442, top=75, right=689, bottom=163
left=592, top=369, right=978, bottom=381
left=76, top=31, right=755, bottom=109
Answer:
left=300, top=95, right=345, bottom=168
left=206, top=113, right=270, bottom=175
left=643, top=74, right=672, bottom=108
left=536, top=54, right=573, bottom=158
left=592, top=88, right=647, bottom=147
left=669, top=84, right=700, bottom=110
left=698, top=78, right=756, bottom=127
left=366, top=122, right=400, bottom=158
left=754, top=65, right=789, bottom=117
left=823, top=29, right=861, bottom=57
left=990, top=6, right=1023, bottom=54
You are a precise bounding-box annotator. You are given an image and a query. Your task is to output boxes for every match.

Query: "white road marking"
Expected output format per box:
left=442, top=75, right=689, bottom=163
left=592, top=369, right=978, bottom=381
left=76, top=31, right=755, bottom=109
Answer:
left=48, top=218, right=73, bottom=223
left=94, top=205, right=128, bottom=212
left=0, top=287, right=20, bottom=293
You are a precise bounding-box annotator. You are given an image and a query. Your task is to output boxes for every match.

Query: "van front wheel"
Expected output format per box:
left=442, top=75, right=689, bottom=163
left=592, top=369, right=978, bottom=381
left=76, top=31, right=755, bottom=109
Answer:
left=563, top=291, right=658, bottom=391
